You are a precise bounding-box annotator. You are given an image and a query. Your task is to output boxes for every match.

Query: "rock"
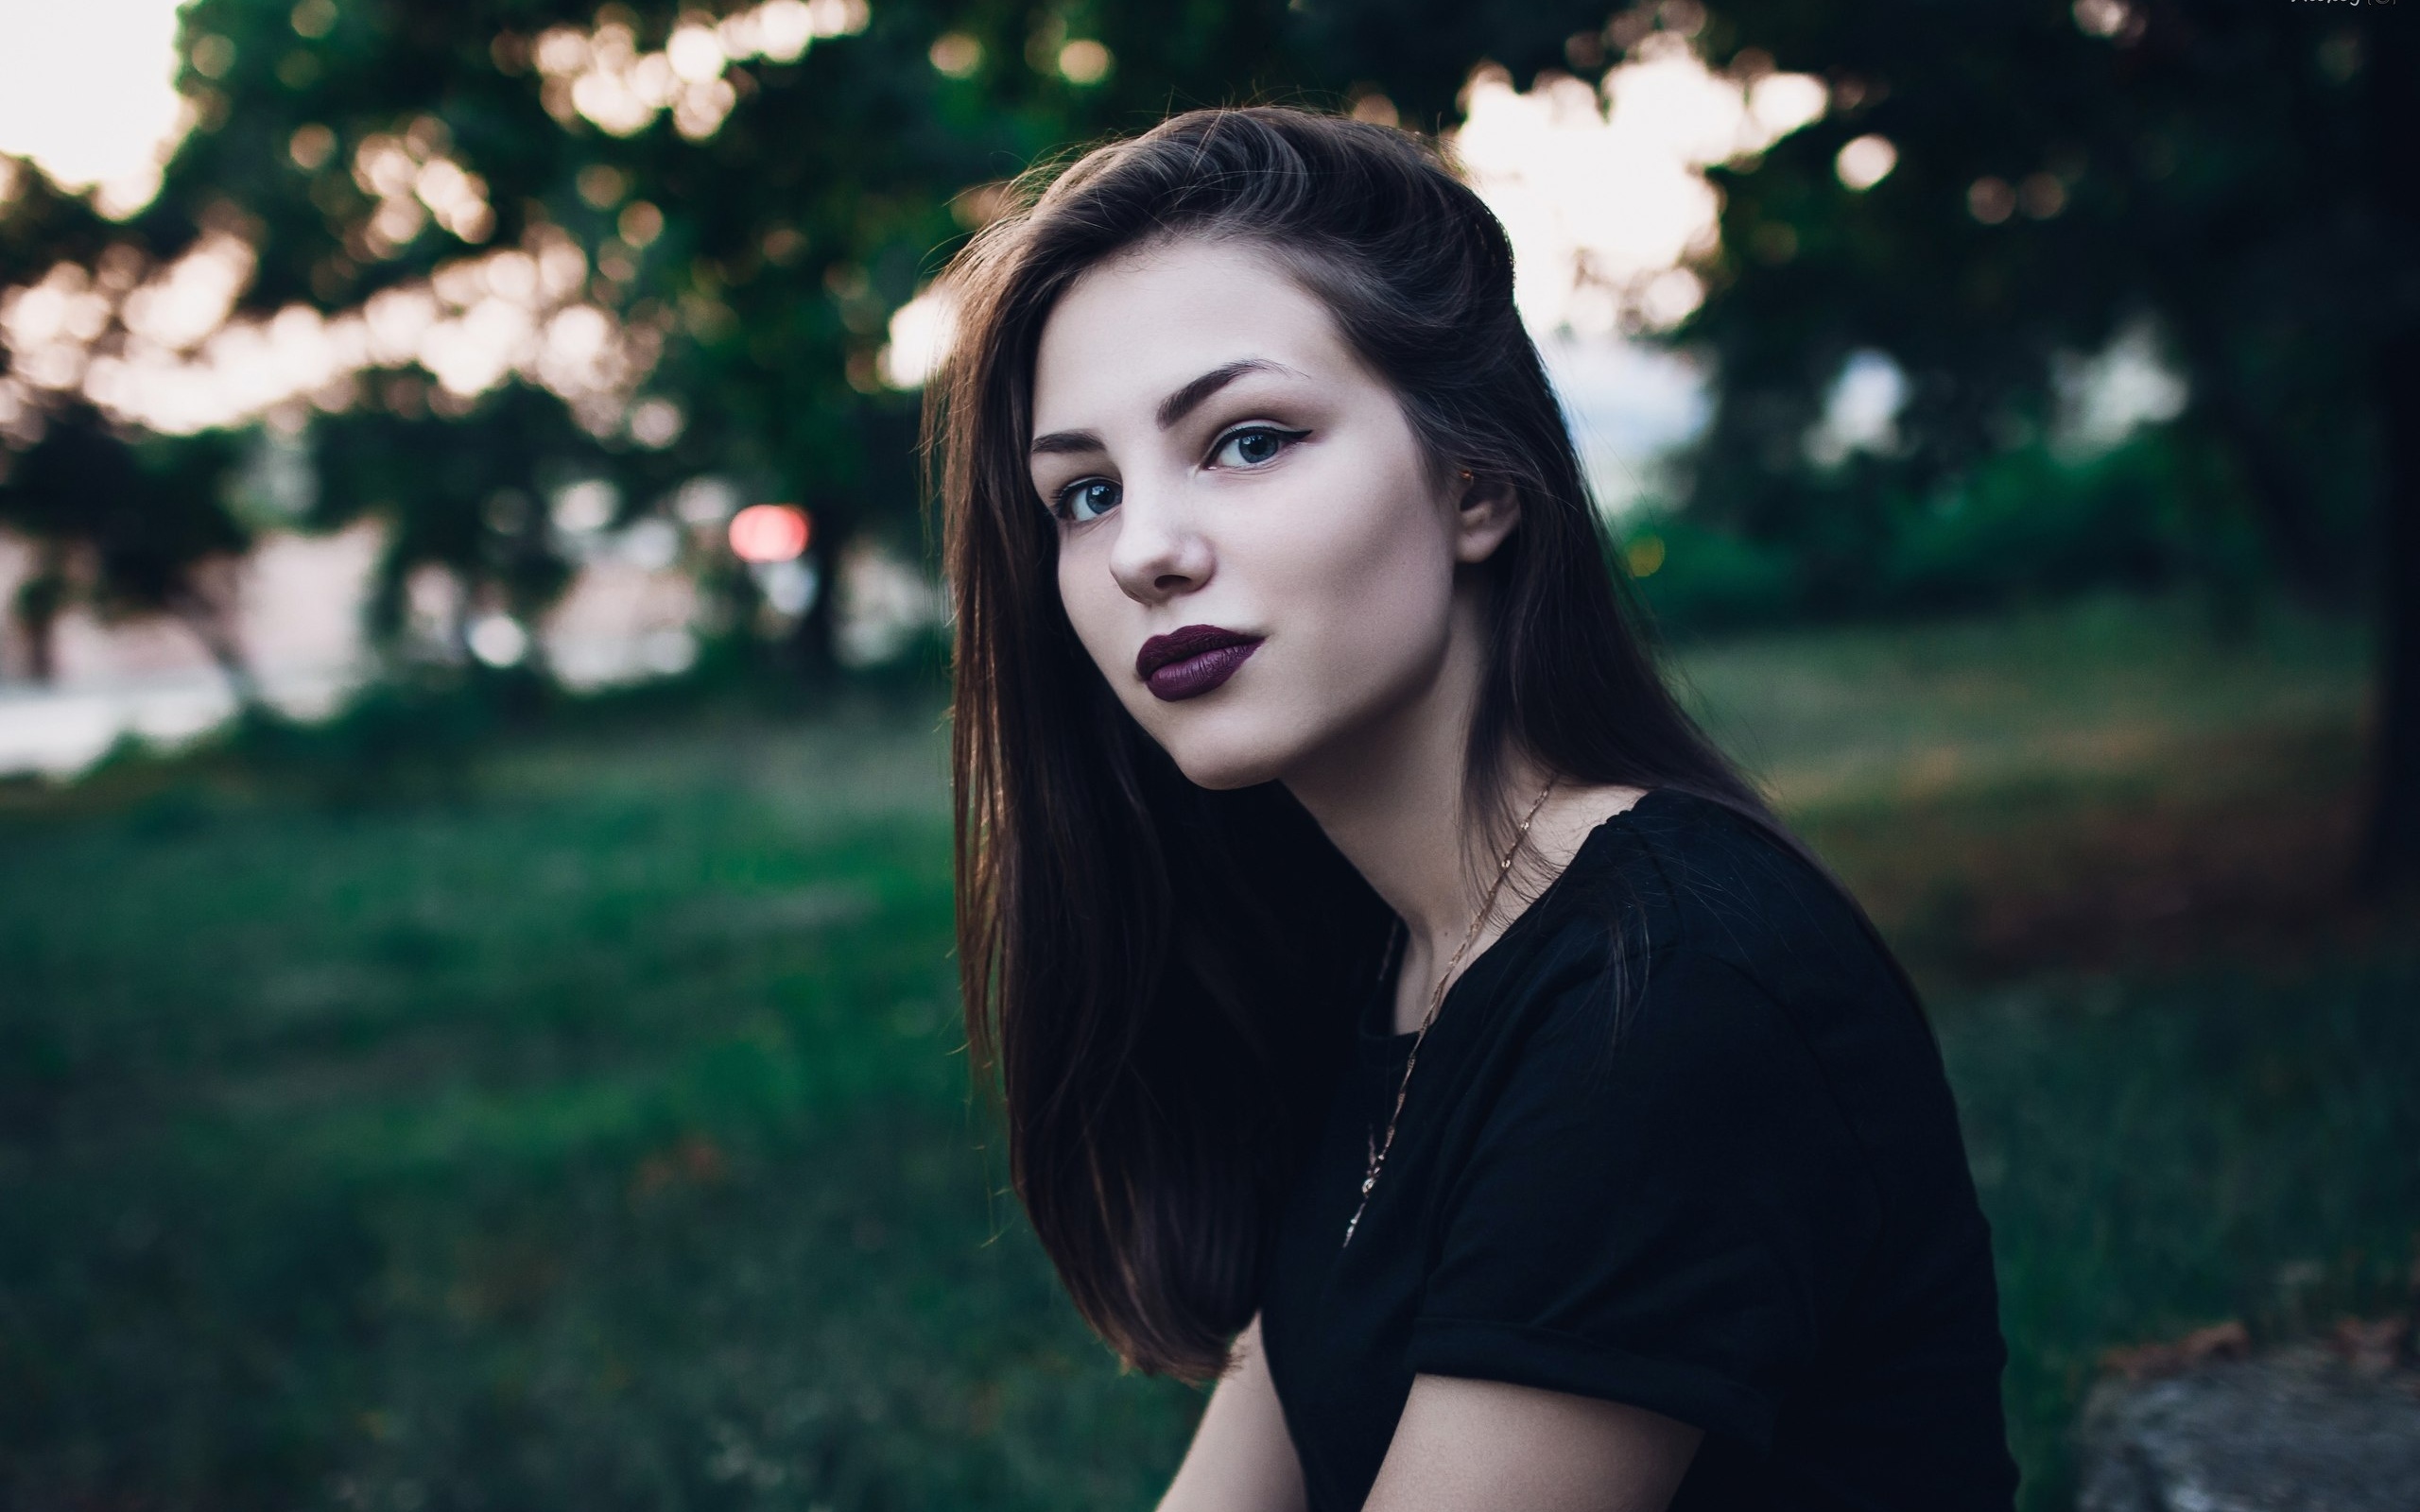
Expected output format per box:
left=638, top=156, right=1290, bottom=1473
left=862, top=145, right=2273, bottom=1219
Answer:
left=2077, top=1344, right=2420, bottom=1512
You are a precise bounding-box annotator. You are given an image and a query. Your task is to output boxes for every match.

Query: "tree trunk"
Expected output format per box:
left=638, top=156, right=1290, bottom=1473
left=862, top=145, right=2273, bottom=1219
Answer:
left=11, top=559, right=65, bottom=683
left=780, top=522, right=844, bottom=687
left=2357, top=326, right=2420, bottom=893
left=168, top=587, right=262, bottom=713
left=2168, top=310, right=2339, bottom=600
left=2356, top=20, right=2419, bottom=894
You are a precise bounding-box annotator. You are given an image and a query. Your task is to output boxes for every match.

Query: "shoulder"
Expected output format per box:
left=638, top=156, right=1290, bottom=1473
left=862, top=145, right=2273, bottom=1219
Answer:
left=1490, top=789, right=1946, bottom=1158
left=1540, top=787, right=1903, bottom=1005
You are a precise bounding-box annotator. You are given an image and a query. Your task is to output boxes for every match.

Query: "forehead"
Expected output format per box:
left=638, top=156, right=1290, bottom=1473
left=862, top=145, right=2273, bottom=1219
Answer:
left=1029, top=237, right=1359, bottom=427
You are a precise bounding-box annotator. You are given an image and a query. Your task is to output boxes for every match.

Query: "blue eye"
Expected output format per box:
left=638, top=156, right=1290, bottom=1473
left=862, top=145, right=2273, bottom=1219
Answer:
left=1210, top=425, right=1306, bottom=469
left=1056, top=478, right=1121, bottom=523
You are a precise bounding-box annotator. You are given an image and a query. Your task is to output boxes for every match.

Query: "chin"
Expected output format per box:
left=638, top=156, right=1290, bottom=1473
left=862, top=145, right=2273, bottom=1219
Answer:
left=1143, top=709, right=1296, bottom=792
left=1171, top=752, right=1282, bottom=791
left=1163, top=737, right=1288, bottom=791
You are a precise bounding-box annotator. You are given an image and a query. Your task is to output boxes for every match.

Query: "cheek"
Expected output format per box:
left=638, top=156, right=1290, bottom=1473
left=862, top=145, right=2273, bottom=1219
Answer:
left=1054, top=540, right=1125, bottom=679
left=1255, top=455, right=1456, bottom=679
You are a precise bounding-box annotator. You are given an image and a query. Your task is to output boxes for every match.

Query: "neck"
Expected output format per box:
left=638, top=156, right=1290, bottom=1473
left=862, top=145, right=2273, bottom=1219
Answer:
left=1282, top=585, right=1537, bottom=960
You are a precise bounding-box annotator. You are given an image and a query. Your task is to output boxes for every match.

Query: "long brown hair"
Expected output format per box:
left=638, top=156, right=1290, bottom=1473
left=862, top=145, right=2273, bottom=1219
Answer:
left=931, top=106, right=1792, bottom=1383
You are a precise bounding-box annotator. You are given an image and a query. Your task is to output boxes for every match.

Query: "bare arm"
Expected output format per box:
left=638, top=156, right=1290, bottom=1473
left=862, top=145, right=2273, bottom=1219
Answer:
left=1361, top=1374, right=1702, bottom=1512
left=1154, top=1314, right=1308, bottom=1512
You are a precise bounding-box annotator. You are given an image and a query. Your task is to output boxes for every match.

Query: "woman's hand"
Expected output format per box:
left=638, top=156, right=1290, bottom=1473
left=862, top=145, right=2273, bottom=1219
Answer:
left=1155, top=1313, right=1309, bottom=1512
left=1363, top=1375, right=1701, bottom=1512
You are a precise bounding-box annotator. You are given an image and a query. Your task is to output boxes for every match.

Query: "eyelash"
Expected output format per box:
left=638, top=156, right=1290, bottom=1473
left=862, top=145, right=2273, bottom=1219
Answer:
left=1209, top=422, right=1311, bottom=470
left=1049, top=423, right=1310, bottom=523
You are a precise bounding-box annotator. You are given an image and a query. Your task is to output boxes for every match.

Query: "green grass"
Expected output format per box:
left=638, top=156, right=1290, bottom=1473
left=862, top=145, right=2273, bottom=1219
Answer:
left=1671, top=592, right=2367, bottom=815
left=1944, top=961, right=2420, bottom=1504
left=1, top=598, right=2410, bottom=1510
left=2, top=708, right=1201, bottom=1510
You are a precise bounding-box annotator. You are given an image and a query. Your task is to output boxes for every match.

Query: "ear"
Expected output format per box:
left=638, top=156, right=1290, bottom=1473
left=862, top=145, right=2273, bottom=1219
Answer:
left=1449, top=469, right=1521, bottom=565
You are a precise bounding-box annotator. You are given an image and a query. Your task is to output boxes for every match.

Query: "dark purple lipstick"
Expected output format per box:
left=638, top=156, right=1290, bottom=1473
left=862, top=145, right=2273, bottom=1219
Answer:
left=1135, top=624, right=1264, bottom=702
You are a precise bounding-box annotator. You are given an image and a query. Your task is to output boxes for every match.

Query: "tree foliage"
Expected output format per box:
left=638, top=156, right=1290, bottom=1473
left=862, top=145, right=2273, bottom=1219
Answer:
left=0, top=403, right=251, bottom=687
left=3, top=0, right=2410, bottom=876
left=1680, top=1, right=2395, bottom=581
left=1666, top=0, right=2418, bottom=883
left=0, top=0, right=1609, bottom=684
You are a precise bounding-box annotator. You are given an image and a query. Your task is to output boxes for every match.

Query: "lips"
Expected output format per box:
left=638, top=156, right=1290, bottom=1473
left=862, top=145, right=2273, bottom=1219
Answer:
left=1134, top=624, right=1264, bottom=702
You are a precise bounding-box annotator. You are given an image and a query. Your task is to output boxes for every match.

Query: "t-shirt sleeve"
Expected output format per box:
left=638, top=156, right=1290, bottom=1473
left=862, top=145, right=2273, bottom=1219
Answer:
left=1405, top=944, right=1881, bottom=1452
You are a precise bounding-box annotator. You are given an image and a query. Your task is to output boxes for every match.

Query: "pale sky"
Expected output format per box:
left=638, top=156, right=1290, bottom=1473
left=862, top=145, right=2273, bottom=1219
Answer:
left=0, top=0, right=190, bottom=213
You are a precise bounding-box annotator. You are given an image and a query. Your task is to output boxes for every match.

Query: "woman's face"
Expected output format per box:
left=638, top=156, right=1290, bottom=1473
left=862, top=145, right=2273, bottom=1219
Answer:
left=1029, top=236, right=1515, bottom=791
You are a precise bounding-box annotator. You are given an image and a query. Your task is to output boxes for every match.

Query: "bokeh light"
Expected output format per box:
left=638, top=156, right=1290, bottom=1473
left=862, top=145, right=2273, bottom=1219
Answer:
left=878, top=285, right=960, bottom=390
left=728, top=504, right=811, bottom=562
left=1625, top=533, right=1668, bottom=577
left=1056, top=40, right=1112, bottom=85
left=530, top=0, right=869, bottom=142
left=928, top=32, right=983, bottom=78
left=1836, top=134, right=1898, bottom=192
left=1968, top=176, right=2017, bottom=225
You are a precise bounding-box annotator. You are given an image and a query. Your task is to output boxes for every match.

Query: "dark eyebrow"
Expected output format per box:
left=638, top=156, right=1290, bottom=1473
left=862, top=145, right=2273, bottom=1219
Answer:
left=1028, top=429, right=1102, bottom=457
left=1154, top=358, right=1298, bottom=430
left=1027, top=358, right=1303, bottom=459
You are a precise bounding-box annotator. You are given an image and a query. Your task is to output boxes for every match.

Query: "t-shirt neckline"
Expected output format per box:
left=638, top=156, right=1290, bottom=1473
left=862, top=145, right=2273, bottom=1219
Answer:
left=1356, top=786, right=1672, bottom=1052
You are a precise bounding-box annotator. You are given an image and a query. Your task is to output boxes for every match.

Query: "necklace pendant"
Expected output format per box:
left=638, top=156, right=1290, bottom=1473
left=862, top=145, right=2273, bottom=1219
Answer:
left=1339, top=775, right=1558, bottom=1256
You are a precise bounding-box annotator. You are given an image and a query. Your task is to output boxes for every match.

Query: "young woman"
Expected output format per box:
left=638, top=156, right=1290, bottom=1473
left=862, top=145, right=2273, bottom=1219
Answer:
left=931, top=106, right=2017, bottom=1511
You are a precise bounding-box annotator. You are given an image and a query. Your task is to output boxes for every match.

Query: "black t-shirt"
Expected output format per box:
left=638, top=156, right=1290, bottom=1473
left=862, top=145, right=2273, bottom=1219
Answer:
left=1256, top=788, right=2017, bottom=1510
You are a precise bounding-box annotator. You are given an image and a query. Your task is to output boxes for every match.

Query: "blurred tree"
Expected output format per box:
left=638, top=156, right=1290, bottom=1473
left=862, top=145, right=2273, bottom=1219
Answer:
left=1, top=0, right=1619, bottom=689
left=0, top=404, right=253, bottom=696
left=1668, top=0, right=2419, bottom=888
left=110, top=0, right=1603, bottom=680
left=0, top=168, right=257, bottom=692
left=310, top=384, right=604, bottom=663
left=9, top=0, right=2405, bottom=883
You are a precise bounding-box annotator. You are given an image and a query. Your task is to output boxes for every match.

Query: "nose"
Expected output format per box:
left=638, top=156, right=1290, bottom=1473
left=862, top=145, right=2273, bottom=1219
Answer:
left=1105, top=481, right=1213, bottom=606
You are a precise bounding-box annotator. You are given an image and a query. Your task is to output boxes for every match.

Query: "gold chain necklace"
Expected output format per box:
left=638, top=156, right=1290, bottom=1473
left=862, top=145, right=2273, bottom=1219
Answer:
left=1342, top=775, right=1557, bottom=1248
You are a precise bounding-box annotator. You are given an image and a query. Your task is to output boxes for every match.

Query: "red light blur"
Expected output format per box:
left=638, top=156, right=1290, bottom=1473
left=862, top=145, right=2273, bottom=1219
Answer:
left=728, top=504, right=810, bottom=562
